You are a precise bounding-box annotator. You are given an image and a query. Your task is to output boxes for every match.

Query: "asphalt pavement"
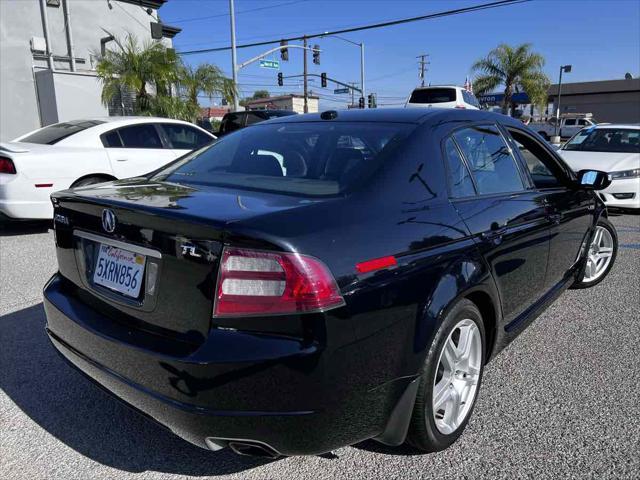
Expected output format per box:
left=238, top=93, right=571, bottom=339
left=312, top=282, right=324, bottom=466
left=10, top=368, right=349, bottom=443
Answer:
left=1, top=214, right=638, bottom=480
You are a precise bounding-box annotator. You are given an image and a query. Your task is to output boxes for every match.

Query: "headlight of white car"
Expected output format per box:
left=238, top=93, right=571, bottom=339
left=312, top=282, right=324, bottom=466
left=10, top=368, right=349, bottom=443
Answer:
left=609, top=168, right=640, bottom=180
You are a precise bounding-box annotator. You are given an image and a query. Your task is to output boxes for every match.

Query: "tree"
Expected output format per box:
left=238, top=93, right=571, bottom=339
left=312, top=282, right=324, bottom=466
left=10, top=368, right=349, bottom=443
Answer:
left=240, top=90, right=270, bottom=106
left=96, top=33, right=234, bottom=122
left=471, top=43, right=550, bottom=114
left=96, top=33, right=180, bottom=114
left=178, top=63, right=236, bottom=108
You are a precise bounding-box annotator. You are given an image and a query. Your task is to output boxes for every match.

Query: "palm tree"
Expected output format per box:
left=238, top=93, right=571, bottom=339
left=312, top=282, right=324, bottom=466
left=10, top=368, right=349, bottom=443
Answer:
left=472, top=43, right=550, bottom=114
left=96, top=33, right=180, bottom=114
left=178, top=63, right=236, bottom=108
left=97, top=34, right=234, bottom=122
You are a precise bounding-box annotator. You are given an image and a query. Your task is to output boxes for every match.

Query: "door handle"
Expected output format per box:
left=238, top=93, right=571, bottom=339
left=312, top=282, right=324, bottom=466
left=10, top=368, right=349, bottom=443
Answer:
left=481, top=222, right=506, bottom=245
left=115, top=157, right=128, bottom=162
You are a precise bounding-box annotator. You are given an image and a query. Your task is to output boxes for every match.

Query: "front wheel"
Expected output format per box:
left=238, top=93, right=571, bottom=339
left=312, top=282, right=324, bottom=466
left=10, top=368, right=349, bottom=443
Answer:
left=407, top=299, right=485, bottom=452
left=572, top=217, right=618, bottom=288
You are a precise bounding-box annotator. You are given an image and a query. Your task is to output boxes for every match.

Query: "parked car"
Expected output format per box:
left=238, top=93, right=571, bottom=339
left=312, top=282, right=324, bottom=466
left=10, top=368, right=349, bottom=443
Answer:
left=0, top=117, right=215, bottom=221
left=218, top=109, right=297, bottom=136
left=405, top=85, right=480, bottom=110
left=530, top=113, right=597, bottom=140
left=558, top=124, right=640, bottom=210
left=44, top=108, right=617, bottom=458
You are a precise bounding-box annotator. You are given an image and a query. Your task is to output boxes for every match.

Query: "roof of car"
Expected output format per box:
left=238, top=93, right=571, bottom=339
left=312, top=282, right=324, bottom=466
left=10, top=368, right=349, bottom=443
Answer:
left=260, top=107, right=515, bottom=126
left=590, top=123, right=640, bottom=129
left=411, top=85, right=461, bottom=90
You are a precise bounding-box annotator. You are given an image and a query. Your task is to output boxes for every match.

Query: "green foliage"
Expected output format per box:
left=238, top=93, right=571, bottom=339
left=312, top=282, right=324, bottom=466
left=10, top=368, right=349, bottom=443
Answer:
left=472, top=43, right=551, bottom=113
left=96, top=33, right=235, bottom=122
left=240, top=90, right=270, bottom=106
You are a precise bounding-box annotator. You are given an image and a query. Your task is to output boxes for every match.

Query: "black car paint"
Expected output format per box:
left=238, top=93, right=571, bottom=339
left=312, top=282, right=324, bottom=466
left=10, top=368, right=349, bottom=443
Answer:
left=43, top=109, right=605, bottom=456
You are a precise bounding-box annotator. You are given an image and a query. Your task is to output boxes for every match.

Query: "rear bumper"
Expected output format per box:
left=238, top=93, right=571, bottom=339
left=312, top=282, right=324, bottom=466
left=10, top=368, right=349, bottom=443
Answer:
left=0, top=174, right=54, bottom=219
left=43, top=274, right=411, bottom=456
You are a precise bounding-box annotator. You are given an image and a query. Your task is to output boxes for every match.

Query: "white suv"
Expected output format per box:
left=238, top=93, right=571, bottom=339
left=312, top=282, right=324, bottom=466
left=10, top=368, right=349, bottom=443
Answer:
left=405, top=85, right=480, bottom=110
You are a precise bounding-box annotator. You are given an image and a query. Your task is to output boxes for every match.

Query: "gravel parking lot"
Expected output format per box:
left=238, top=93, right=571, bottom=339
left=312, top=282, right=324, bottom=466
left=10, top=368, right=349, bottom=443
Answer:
left=1, top=213, right=638, bottom=480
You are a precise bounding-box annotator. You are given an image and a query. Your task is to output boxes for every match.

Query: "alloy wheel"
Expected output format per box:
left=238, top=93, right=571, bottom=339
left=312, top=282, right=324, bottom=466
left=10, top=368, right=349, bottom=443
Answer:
left=583, top=225, right=614, bottom=283
left=432, top=319, right=482, bottom=435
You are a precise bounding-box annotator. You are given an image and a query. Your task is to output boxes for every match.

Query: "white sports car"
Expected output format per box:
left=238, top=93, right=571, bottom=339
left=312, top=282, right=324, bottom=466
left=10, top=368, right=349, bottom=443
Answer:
left=0, top=117, right=215, bottom=220
left=559, top=124, right=640, bottom=210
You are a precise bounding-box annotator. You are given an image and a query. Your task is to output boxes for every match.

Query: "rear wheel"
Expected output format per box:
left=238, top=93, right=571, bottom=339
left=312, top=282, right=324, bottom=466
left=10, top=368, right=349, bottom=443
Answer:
left=538, top=131, right=550, bottom=141
left=71, top=176, right=113, bottom=188
left=572, top=217, right=618, bottom=288
left=407, top=299, right=485, bottom=452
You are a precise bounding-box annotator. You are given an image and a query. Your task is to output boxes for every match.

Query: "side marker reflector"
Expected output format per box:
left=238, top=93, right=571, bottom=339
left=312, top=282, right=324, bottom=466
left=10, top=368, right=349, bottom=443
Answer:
left=356, top=256, right=397, bottom=274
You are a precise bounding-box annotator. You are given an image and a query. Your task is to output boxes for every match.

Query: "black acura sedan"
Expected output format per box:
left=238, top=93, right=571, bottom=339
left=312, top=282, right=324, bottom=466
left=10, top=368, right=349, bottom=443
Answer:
left=44, top=108, right=617, bottom=458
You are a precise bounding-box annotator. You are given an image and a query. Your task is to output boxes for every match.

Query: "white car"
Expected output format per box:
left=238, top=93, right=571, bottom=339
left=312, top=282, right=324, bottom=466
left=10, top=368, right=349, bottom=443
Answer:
left=559, top=124, right=640, bottom=209
left=0, top=117, right=215, bottom=220
left=405, top=86, right=480, bottom=110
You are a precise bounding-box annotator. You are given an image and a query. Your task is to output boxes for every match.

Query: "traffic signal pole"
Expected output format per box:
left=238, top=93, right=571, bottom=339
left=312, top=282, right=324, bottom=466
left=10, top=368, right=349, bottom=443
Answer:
left=229, top=0, right=239, bottom=111
left=303, top=36, right=308, bottom=114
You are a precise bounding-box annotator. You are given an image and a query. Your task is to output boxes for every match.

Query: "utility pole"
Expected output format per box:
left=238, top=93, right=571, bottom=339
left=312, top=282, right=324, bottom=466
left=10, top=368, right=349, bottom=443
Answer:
left=350, top=82, right=356, bottom=107
left=417, top=53, right=429, bottom=87
left=360, top=43, right=365, bottom=108
left=229, top=0, right=239, bottom=111
left=303, top=35, right=308, bottom=113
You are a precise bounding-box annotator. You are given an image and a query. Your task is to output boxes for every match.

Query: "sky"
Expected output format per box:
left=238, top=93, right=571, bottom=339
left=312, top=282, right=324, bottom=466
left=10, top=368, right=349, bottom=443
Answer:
left=159, top=0, right=640, bottom=108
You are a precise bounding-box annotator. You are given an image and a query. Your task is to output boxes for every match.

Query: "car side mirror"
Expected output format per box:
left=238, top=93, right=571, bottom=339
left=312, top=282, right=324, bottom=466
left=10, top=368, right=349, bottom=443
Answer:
left=576, top=169, right=611, bottom=190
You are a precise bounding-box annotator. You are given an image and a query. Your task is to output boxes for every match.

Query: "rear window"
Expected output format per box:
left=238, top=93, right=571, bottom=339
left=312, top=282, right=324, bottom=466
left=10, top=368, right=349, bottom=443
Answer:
left=409, top=88, right=456, bottom=104
left=153, top=122, right=415, bottom=196
left=19, top=120, right=105, bottom=145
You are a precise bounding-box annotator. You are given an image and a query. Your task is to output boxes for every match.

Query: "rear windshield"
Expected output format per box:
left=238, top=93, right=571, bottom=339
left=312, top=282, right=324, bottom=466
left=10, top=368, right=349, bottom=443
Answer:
left=152, top=121, right=415, bottom=196
left=563, top=128, right=640, bottom=153
left=19, top=120, right=105, bottom=145
left=409, top=88, right=456, bottom=104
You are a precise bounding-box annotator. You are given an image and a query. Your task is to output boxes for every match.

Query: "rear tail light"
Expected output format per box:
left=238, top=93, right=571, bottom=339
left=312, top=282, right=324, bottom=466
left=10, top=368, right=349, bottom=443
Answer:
left=0, top=156, right=16, bottom=174
left=214, top=247, right=345, bottom=317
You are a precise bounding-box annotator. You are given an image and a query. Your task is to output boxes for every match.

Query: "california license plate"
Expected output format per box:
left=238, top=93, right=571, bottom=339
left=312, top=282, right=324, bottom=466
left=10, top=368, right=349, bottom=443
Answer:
left=93, top=244, right=146, bottom=298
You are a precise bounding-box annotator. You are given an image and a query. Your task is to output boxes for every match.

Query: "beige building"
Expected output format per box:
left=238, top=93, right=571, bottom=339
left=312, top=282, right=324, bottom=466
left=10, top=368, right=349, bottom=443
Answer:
left=549, top=78, right=640, bottom=124
left=245, top=94, right=319, bottom=114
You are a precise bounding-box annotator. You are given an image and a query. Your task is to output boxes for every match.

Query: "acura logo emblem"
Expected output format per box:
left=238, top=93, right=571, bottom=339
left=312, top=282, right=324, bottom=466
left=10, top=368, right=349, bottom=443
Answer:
left=102, top=209, right=116, bottom=233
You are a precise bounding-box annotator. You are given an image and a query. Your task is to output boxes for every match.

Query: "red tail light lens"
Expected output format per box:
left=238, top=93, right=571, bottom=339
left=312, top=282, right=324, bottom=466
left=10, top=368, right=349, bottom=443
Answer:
left=0, top=156, right=16, bottom=174
left=214, top=247, right=345, bottom=317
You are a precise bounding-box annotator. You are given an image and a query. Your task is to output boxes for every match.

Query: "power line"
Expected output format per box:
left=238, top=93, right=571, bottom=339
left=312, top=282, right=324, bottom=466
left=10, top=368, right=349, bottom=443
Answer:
left=169, top=0, right=307, bottom=24
left=179, top=0, right=529, bottom=55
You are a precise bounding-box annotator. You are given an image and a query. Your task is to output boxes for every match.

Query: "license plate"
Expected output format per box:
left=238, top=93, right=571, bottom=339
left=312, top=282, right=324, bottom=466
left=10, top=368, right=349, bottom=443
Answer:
left=93, top=244, right=146, bottom=298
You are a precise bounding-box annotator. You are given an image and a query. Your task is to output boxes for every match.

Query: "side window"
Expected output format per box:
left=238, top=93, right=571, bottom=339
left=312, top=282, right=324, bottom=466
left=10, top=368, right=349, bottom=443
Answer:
left=443, top=137, right=476, bottom=198
left=222, top=114, right=243, bottom=133
left=101, top=130, right=122, bottom=148
left=117, top=124, right=163, bottom=149
left=508, top=129, right=564, bottom=189
left=245, top=112, right=265, bottom=125
left=162, top=124, right=211, bottom=150
left=564, top=118, right=576, bottom=126
left=453, top=125, right=525, bottom=195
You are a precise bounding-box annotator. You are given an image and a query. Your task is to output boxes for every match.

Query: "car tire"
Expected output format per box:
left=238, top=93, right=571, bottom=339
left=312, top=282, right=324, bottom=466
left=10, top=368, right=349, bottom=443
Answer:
left=406, top=299, right=485, bottom=452
left=538, top=131, right=549, bottom=140
left=572, top=217, right=618, bottom=289
left=71, top=176, right=112, bottom=188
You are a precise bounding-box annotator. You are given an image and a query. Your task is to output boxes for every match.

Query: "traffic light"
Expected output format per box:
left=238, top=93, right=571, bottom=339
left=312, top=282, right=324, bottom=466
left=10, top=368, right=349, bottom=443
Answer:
left=320, top=72, right=327, bottom=88
left=280, top=40, right=288, bottom=61
left=358, top=96, right=365, bottom=109
left=277, top=72, right=283, bottom=86
left=368, top=93, right=377, bottom=108
left=313, top=45, right=320, bottom=65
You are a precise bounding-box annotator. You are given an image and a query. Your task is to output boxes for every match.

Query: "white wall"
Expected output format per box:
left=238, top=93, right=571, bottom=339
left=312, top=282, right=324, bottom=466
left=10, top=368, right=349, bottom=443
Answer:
left=0, top=0, right=173, bottom=141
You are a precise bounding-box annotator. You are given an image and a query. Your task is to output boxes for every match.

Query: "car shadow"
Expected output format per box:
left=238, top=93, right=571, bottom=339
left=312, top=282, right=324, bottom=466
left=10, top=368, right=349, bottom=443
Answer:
left=0, top=220, right=51, bottom=236
left=0, top=303, right=274, bottom=476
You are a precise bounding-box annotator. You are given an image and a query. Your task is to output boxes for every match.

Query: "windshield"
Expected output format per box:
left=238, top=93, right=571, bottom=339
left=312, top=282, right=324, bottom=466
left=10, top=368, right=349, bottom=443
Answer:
left=18, top=120, right=105, bottom=144
left=152, top=121, right=415, bottom=196
left=563, top=128, right=640, bottom=153
left=409, top=88, right=456, bottom=104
